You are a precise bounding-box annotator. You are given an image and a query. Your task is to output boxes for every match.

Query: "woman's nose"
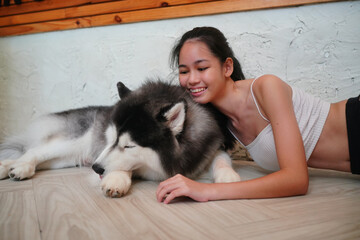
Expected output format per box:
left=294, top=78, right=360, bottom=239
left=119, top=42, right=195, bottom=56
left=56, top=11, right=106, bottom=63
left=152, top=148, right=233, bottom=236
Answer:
left=188, top=72, right=200, bottom=85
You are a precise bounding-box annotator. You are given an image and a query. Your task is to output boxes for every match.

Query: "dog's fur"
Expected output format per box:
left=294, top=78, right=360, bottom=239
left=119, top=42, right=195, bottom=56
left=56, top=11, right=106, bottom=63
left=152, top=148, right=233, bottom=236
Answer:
left=0, top=80, right=240, bottom=197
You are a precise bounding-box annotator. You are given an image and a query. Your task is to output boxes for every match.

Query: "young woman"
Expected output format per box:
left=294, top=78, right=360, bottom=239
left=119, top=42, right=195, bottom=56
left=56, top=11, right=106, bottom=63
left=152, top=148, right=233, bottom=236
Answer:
left=156, top=26, right=359, bottom=204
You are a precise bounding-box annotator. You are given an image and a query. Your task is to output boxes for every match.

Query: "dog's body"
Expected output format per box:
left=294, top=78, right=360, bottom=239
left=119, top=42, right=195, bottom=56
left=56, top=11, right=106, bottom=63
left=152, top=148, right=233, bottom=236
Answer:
left=0, top=80, right=240, bottom=197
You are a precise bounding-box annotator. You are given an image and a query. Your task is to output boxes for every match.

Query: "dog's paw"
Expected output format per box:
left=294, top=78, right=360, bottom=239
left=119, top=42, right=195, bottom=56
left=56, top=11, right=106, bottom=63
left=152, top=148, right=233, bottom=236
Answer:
left=8, top=162, right=36, bottom=181
left=214, top=167, right=241, bottom=183
left=101, top=171, right=132, bottom=198
left=0, top=160, right=16, bottom=180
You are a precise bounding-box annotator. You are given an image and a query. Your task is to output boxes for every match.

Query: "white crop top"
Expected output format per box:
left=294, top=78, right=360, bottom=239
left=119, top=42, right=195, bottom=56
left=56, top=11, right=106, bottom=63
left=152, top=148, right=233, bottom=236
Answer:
left=229, top=77, right=330, bottom=171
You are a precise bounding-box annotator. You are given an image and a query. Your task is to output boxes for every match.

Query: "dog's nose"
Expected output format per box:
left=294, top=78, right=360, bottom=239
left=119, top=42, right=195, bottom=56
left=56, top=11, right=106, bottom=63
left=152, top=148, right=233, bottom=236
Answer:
left=92, top=163, right=105, bottom=175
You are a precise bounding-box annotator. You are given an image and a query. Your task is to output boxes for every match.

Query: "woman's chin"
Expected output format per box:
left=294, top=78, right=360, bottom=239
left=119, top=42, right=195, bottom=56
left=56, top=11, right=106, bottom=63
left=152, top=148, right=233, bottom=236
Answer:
left=192, top=95, right=209, bottom=104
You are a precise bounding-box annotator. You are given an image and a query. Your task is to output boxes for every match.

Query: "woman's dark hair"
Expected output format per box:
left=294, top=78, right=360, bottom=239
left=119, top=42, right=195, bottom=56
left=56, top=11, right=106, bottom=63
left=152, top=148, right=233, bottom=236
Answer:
left=170, top=26, right=245, bottom=81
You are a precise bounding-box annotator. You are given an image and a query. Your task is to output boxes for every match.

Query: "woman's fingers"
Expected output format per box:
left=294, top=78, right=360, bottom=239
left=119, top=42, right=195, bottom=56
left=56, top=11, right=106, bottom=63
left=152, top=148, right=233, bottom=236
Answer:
left=156, top=182, right=178, bottom=202
left=156, top=174, right=211, bottom=203
left=156, top=174, right=188, bottom=203
left=163, top=188, right=186, bottom=204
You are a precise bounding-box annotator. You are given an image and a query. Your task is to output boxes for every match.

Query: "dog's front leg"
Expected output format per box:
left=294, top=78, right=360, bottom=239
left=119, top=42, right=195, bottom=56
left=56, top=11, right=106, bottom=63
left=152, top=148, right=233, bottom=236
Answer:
left=101, top=170, right=132, bottom=198
left=5, top=139, right=78, bottom=180
left=212, top=151, right=241, bottom=183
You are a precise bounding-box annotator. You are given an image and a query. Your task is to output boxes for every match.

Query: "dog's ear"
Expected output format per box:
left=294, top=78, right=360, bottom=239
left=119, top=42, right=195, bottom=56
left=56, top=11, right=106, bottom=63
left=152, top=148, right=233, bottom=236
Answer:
left=161, top=101, right=187, bottom=136
left=117, top=82, right=131, bottom=99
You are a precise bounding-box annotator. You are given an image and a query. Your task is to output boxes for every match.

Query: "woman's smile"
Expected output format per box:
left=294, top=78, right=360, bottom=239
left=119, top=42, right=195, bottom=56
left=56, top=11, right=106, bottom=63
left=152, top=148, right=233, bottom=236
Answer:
left=189, top=87, right=207, bottom=97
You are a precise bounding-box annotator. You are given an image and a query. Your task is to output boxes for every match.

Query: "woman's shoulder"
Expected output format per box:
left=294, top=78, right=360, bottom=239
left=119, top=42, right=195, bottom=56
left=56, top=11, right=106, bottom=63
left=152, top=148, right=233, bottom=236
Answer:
left=252, top=74, right=290, bottom=96
left=254, top=74, right=284, bottom=86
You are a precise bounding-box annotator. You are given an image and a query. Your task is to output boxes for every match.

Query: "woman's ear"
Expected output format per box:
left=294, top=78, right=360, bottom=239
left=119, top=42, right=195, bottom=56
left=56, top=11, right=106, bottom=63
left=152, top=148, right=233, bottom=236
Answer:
left=223, top=57, right=234, bottom=78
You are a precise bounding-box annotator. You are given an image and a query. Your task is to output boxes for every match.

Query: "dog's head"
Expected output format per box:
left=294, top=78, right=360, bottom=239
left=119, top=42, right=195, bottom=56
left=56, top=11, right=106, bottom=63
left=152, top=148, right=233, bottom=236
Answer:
left=92, top=81, right=188, bottom=180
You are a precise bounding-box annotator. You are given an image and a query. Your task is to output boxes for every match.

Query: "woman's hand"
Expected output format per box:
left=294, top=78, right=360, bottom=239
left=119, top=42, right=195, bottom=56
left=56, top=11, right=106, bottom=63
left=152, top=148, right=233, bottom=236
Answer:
left=156, top=174, right=212, bottom=204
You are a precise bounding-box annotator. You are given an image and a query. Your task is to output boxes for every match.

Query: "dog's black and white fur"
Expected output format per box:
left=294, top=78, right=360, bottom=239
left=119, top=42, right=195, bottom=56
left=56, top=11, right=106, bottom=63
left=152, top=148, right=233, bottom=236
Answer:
left=0, top=80, right=240, bottom=197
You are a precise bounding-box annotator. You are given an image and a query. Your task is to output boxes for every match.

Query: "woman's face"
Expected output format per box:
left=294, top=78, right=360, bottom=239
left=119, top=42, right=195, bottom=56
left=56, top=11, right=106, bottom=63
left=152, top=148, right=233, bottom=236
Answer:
left=178, top=40, right=228, bottom=104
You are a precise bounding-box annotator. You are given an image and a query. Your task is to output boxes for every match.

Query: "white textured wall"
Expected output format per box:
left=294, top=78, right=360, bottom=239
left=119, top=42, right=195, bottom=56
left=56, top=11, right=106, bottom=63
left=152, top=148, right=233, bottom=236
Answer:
left=0, top=1, right=359, bottom=139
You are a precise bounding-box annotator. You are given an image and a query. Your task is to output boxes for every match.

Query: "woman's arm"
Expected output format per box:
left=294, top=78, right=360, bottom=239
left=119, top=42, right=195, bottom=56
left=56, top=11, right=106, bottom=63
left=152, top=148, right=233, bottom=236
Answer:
left=156, top=75, right=309, bottom=203
left=157, top=169, right=308, bottom=203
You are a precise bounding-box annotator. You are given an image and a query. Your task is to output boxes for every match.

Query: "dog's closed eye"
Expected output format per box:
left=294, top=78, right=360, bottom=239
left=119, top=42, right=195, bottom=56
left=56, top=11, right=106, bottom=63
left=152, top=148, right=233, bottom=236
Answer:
left=124, top=145, right=135, bottom=149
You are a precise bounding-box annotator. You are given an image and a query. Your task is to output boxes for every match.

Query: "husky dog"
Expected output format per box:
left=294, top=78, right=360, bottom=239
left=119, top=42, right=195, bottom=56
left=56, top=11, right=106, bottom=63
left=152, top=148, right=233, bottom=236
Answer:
left=0, top=80, right=240, bottom=197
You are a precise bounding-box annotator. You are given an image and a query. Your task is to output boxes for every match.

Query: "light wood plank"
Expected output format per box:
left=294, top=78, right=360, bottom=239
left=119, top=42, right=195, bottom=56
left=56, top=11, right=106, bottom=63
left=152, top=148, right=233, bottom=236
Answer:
left=227, top=200, right=360, bottom=240
left=0, top=162, right=359, bottom=239
left=32, top=170, right=129, bottom=239
left=0, top=177, right=33, bottom=192
left=0, top=190, right=41, bottom=240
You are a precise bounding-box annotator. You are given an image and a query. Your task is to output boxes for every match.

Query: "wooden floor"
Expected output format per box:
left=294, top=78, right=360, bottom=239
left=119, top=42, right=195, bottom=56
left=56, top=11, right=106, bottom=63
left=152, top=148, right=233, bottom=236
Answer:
left=0, top=160, right=359, bottom=240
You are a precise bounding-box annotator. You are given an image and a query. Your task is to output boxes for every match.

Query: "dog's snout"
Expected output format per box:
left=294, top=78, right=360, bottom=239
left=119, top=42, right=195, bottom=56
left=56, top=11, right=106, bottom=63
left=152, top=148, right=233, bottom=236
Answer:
left=92, top=163, right=105, bottom=175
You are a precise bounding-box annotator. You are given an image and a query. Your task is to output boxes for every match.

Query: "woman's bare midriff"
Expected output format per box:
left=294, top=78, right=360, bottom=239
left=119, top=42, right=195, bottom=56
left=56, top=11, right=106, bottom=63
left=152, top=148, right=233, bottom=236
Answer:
left=307, top=100, right=351, bottom=172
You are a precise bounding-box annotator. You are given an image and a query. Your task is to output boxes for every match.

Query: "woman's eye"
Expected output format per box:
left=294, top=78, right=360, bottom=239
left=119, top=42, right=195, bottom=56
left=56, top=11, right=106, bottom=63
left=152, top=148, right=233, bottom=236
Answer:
left=179, top=70, right=188, bottom=75
left=198, top=67, right=208, bottom=71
